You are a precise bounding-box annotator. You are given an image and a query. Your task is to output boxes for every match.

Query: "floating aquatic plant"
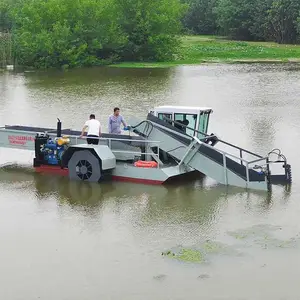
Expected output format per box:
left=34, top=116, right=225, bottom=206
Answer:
left=162, top=248, right=203, bottom=263
left=202, top=240, right=225, bottom=254
left=162, top=240, right=233, bottom=264
left=177, top=249, right=203, bottom=262
left=227, top=224, right=300, bottom=250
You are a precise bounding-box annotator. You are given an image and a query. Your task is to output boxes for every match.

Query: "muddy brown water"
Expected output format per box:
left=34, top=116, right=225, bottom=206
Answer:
left=0, top=64, right=300, bottom=300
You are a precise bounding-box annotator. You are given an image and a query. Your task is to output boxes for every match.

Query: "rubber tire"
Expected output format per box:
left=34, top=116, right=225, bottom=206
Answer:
left=68, top=149, right=102, bottom=182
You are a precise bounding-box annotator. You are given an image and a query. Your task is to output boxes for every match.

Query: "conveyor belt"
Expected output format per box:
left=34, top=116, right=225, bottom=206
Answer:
left=128, top=113, right=269, bottom=190
left=146, top=114, right=264, bottom=182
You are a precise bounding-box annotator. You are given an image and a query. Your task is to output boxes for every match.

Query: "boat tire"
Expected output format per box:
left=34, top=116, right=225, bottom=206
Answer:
left=68, top=149, right=102, bottom=182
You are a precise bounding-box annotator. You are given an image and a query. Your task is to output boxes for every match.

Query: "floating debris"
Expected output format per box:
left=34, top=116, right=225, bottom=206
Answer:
left=227, top=224, right=300, bottom=250
left=162, top=250, right=173, bottom=256
left=153, top=274, right=167, bottom=281
left=198, top=274, right=210, bottom=280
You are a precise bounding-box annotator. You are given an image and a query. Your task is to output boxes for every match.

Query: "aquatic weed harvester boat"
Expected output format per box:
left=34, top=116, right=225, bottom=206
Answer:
left=0, top=106, right=292, bottom=191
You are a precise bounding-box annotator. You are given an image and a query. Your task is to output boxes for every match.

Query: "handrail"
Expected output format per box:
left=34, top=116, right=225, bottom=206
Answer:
left=112, top=150, right=158, bottom=155
left=248, top=157, right=268, bottom=165
left=161, top=115, right=263, bottom=159
left=193, top=136, right=267, bottom=165
left=216, top=139, right=263, bottom=159
left=48, top=134, right=161, bottom=144
left=192, top=136, right=268, bottom=185
left=192, top=136, right=247, bottom=163
left=74, top=135, right=161, bottom=167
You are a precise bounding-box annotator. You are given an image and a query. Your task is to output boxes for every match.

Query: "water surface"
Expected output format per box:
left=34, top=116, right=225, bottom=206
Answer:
left=0, top=64, right=300, bottom=300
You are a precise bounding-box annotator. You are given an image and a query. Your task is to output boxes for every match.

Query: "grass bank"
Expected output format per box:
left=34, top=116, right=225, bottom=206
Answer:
left=111, top=35, right=300, bottom=68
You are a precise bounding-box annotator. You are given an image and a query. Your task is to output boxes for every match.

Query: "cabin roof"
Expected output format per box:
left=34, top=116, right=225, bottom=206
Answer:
left=153, top=106, right=213, bottom=114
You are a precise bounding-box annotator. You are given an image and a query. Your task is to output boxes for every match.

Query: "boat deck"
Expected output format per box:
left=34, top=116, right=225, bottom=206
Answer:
left=4, top=125, right=145, bottom=141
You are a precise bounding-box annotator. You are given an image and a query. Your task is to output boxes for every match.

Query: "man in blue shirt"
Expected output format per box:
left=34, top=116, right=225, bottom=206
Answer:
left=108, top=107, right=127, bottom=134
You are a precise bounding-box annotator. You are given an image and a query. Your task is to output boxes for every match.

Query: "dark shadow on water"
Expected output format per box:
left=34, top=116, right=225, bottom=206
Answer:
left=0, top=164, right=292, bottom=221
left=22, top=66, right=175, bottom=87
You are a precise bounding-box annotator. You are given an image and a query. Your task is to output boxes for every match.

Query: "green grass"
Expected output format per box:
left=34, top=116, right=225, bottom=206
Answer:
left=111, top=35, right=300, bottom=68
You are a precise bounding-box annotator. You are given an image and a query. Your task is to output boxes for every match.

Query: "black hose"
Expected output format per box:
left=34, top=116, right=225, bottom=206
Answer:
left=131, top=120, right=154, bottom=138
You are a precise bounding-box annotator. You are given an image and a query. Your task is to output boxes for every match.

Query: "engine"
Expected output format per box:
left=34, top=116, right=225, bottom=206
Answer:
left=42, top=139, right=65, bottom=165
left=34, top=133, right=70, bottom=167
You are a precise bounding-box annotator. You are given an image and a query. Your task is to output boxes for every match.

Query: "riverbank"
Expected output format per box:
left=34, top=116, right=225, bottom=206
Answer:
left=111, top=35, right=300, bottom=68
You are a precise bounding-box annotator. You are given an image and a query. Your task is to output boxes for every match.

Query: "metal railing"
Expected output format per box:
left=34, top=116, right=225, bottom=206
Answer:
left=131, top=115, right=268, bottom=181
left=192, top=136, right=268, bottom=185
left=161, top=115, right=263, bottom=164
left=70, top=135, right=161, bottom=168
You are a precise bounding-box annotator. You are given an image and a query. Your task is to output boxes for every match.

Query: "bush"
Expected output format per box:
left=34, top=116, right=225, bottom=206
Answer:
left=7, top=0, right=186, bottom=68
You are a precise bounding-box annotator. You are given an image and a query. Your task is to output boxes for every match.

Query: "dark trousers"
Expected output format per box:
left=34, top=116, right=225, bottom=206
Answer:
left=87, top=135, right=99, bottom=145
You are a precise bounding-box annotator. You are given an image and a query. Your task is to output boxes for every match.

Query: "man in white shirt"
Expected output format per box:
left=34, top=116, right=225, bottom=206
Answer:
left=80, top=114, right=101, bottom=145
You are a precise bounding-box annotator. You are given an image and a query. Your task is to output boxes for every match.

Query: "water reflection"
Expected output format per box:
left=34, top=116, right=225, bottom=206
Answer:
left=23, top=67, right=175, bottom=102
left=24, top=67, right=174, bottom=86
left=0, top=67, right=178, bottom=129
left=0, top=165, right=285, bottom=221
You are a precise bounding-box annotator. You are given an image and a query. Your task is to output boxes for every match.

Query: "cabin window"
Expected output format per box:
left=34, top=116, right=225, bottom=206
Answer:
left=174, top=113, right=197, bottom=136
left=198, top=113, right=210, bottom=139
left=158, top=113, right=172, bottom=125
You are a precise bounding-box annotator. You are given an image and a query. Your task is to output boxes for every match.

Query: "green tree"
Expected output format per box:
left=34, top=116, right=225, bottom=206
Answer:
left=115, top=0, right=187, bottom=61
left=0, top=0, right=14, bottom=31
left=266, top=0, right=300, bottom=44
left=11, top=0, right=125, bottom=68
left=183, top=0, right=217, bottom=35
left=9, top=0, right=186, bottom=68
left=216, top=0, right=257, bottom=40
left=215, top=0, right=281, bottom=41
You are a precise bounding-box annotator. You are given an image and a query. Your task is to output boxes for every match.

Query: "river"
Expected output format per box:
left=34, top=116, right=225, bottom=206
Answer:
left=0, top=64, right=300, bottom=300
